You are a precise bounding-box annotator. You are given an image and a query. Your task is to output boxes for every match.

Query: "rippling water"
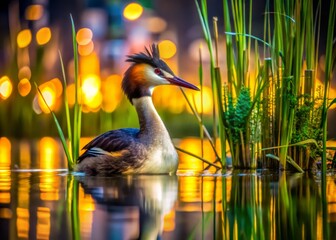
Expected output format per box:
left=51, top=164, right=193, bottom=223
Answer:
left=0, top=169, right=335, bottom=240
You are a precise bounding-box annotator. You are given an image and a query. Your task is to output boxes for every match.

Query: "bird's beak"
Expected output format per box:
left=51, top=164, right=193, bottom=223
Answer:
left=166, top=76, right=200, bottom=90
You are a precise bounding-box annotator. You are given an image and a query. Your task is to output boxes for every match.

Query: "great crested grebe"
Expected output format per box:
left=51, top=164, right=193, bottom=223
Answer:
left=76, top=44, right=199, bottom=175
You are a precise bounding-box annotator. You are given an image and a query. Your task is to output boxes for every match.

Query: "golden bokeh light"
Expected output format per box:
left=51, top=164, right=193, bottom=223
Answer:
left=78, top=41, right=94, bottom=56
left=36, top=27, right=51, bottom=45
left=82, top=74, right=101, bottom=101
left=80, top=52, right=100, bottom=76
left=38, top=137, right=59, bottom=170
left=49, top=78, right=63, bottom=97
left=145, top=17, right=167, bottom=33
left=66, top=83, right=76, bottom=106
left=37, top=86, right=56, bottom=113
left=76, top=28, right=93, bottom=46
left=158, top=40, right=177, bottom=59
left=123, top=2, right=143, bottom=21
left=0, top=76, right=13, bottom=100
left=25, top=4, right=43, bottom=20
left=18, top=78, right=31, bottom=97
left=187, top=86, right=213, bottom=115
left=18, top=66, right=32, bottom=80
left=102, top=74, right=123, bottom=113
left=0, top=137, right=11, bottom=170
left=17, top=29, right=32, bottom=48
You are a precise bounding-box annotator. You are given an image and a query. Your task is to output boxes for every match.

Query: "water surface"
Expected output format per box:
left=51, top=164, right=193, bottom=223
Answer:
left=0, top=169, right=335, bottom=239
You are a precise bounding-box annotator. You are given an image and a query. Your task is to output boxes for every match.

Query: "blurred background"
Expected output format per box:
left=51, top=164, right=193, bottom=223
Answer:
left=0, top=0, right=335, bottom=140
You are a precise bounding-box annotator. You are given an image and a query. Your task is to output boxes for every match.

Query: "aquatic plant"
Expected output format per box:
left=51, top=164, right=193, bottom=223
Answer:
left=193, top=0, right=336, bottom=172
left=36, top=16, right=81, bottom=171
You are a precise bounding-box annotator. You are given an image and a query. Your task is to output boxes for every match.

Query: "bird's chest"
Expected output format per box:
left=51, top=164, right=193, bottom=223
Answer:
left=138, top=133, right=178, bottom=174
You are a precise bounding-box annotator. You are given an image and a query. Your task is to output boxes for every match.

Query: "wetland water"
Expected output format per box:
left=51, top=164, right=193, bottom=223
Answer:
left=0, top=170, right=335, bottom=239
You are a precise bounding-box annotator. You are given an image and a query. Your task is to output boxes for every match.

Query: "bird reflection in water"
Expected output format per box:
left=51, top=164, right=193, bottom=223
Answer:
left=78, top=175, right=177, bottom=240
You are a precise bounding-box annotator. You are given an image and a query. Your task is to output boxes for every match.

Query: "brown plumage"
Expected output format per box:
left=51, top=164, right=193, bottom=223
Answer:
left=76, top=44, right=199, bottom=175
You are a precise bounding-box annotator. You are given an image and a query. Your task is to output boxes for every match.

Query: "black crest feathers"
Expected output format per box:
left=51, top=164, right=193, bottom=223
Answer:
left=126, top=43, right=174, bottom=76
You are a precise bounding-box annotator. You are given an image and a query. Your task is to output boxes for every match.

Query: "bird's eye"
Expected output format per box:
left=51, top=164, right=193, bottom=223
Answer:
left=154, top=68, right=164, bottom=77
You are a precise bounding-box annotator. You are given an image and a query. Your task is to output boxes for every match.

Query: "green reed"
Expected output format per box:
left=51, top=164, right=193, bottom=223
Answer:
left=35, top=16, right=81, bottom=171
left=194, top=0, right=335, bottom=171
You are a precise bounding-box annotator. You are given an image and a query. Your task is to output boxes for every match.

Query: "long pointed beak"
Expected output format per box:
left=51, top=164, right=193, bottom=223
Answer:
left=166, top=76, right=200, bottom=90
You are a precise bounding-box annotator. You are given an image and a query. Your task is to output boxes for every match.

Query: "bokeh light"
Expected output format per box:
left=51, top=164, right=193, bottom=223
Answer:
left=78, top=41, right=94, bottom=56
left=102, top=74, right=123, bottom=113
left=25, top=4, right=44, bottom=21
left=0, top=137, right=11, bottom=170
left=187, top=86, right=213, bottom=115
left=123, top=2, right=143, bottom=21
left=18, top=66, right=32, bottom=80
left=76, top=28, right=93, bottom=46
left=37, top=86, right=56, bottom=113
left=145, top=17, right=167, bottom=33
left=158, top=40, right=177, bottom=59
left=36, top=27, right=51, bottom=45
left=0, top=76, right=13, bottom=100
left=82, top=74, right=101, bottom=104
left=18, top=78, right=32, bottom=97
left=17, top=29, right=32, bottom=48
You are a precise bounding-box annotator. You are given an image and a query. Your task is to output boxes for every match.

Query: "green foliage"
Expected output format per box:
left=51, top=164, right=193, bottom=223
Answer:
left=225, top=87, right=251, bottom=144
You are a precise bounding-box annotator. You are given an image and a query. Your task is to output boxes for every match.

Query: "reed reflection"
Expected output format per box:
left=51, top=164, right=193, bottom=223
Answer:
left=78, top=175, right=177, bottom=240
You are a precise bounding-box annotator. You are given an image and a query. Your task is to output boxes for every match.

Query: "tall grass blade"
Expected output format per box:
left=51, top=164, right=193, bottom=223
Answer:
left=35, top=83, right=73, bottom=169
left=59, top=51, right=73, bottom=160
left=70, top=14, right=81, bottom=163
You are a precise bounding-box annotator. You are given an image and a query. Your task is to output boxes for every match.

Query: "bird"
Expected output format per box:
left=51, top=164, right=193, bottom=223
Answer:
left=76, top=43, right=199, bottom=175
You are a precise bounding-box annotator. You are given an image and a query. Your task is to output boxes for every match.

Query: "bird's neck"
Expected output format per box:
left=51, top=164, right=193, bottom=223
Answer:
left=132, top=96, right=168, bottom=135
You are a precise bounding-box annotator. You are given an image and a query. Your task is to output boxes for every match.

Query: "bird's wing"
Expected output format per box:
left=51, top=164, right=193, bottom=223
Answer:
left=77, top=128, right=139, bottom=163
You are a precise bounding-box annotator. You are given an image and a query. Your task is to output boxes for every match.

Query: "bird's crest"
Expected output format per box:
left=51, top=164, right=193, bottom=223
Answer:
left=126, top=43, right=175, bottom=76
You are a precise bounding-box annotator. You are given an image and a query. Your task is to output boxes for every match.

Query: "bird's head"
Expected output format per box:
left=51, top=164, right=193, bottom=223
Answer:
left=122, top=44, right=199, bottom=103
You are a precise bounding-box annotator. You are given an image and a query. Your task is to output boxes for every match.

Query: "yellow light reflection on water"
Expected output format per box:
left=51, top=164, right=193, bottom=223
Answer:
left=25, top=4, right=43, bottom=20
left=18, top=173, right=31, bottom=208
left=16, top=207, right=29, bottom=239
left=158, top=40, right=177, bottom=59
left=37, top=207, right=50, bottom=240
left=0, top=171, right=11, bottom=204
left=76, top=28, right=93, bottom=46
left=0, top=208, right=12, bottom=219
left=18, top=78, right=32, bottom=97
left=0, top=137, right=11, bottom=170
left=79, top=186, right=95, bottom=238
left=39, top=172, right=60, bottom=201
left=39, top=137, right=59, bottom=169
left=123, top=2, right=143, bottom=21
left=0, top=76, right=13, bottom=100
left=163, top=210, right=175, bottom=232
left=178, top=138, right=221, bottom=173
left=36, top=27, right=51, bottom=45
left=17, top=29, right=32, bottom=48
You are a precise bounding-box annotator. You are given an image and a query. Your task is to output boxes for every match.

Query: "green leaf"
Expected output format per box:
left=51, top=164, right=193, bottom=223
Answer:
left=262, top=139, right=319, bottom=151
left=327, top=98, right=336, bottom=110
left=35, top=83, right=73, bottom=168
